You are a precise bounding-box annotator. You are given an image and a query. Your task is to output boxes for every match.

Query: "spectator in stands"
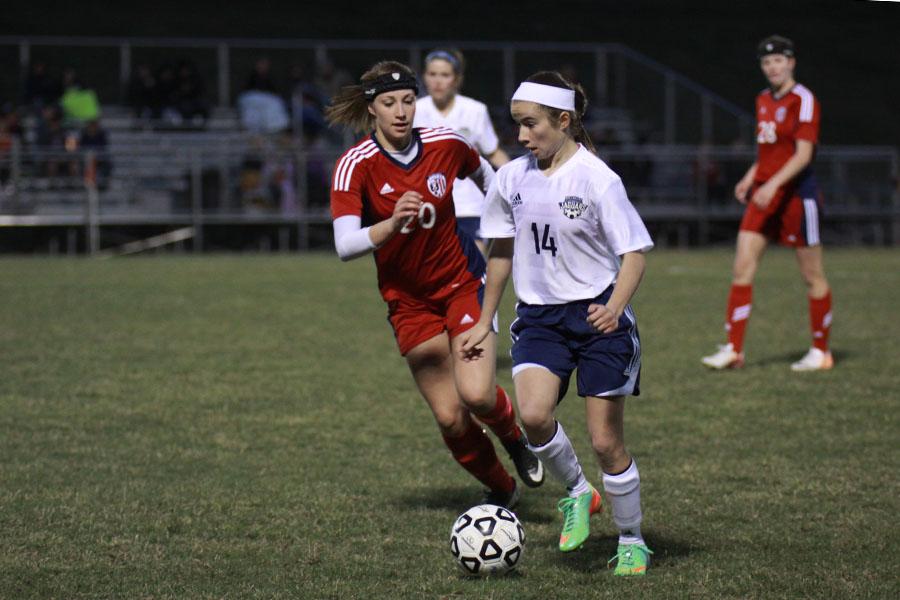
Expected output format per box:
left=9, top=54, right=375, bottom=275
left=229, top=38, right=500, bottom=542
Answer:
left=127, top=64, right=160, bottom=121
left=172, top=60, right=209, bottom=126
left=59, top=68, right=100, bottom=125
left=155, top=63, right=180, bottom=122
left=245, top=57, right=278, bottom=94
left=288, top=63, right=327, bottom=139
left=313, top=57, right=352, bottom=102
left=693, top=140, right=726, bottom=202
left=24, top=61, right=61, bottom=111
left=79, top=119, right=112, bottom=183
left=238, top=57, right=289, bottom=134
left=0, top=106, right=22, bottom=188
left=34, top=105, right=77, bottom=182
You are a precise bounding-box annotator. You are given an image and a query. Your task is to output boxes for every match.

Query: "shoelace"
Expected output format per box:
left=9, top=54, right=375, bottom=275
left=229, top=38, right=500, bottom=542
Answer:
left=557, top=497, right=580, bottom=532
left=607, top=545, right=653, bottom=568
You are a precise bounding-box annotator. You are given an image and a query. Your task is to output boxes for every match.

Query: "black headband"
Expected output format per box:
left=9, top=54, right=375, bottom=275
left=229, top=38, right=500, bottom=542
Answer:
left=757, top=37, right=795, bottom=59
left=363, top=71, right=419, bottom=101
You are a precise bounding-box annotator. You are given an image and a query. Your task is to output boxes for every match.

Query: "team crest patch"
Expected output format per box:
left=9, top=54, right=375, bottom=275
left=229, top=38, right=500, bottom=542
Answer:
left=559, top=196, right=588, bottom=219
left=427, top=173, right=447, bottom=198
left=775, top=106, right=787, bottom=123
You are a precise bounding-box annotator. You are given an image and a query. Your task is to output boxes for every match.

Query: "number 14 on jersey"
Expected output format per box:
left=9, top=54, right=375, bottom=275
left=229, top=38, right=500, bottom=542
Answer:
left=531, top=223, right=558, bottom=257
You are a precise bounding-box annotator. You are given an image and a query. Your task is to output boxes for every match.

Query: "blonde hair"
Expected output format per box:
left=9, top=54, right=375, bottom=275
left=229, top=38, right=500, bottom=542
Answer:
left=325, top=61, right=417, bottom=133
left=522, top=71, right=596, bottom=154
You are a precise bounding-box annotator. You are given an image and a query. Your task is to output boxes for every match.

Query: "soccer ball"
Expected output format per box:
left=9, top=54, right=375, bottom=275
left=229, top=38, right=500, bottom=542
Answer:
left=449, top=504, right=525, bottom=576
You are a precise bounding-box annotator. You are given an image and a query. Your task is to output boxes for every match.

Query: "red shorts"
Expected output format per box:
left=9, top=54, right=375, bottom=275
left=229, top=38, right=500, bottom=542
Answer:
left=386, top=278, right=490, bottom=355
left=739, top=183, right=822, bottom=247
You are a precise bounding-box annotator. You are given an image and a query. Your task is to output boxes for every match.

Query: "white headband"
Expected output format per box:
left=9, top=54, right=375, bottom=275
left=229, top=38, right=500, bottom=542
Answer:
left=511, top=82, right=575, bottom=111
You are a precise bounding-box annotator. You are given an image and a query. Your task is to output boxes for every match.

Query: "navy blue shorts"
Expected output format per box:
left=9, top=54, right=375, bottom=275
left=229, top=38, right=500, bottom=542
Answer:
left=456, top=216, right=482, bottom=242
left=509, top=285, right=642, bottom=401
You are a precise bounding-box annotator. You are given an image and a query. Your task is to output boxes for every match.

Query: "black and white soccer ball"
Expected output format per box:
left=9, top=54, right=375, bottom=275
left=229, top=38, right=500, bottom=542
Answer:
left=449, top=504, right=525, bottom=577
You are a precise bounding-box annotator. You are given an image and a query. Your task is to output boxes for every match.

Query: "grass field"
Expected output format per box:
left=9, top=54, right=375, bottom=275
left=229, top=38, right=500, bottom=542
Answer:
left=1, top=249, right=898, bottom=599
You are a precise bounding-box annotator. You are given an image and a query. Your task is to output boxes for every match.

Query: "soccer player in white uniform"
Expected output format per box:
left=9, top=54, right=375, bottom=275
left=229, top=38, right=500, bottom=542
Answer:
left=460, top=72, right=655, bottom=576
left=414, top=49, right=510, bottom=254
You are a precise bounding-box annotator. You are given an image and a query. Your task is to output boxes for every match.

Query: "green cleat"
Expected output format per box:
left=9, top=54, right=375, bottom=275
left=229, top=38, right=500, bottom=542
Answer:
left=557, top=487, right=602, bottom=552
left=608, top=543, right=653, bottom=576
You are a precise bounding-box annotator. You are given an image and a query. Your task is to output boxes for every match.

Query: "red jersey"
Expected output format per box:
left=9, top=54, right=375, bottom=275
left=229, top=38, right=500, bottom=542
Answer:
left=754, top=83, right=820, bottom=184
left=331, top=126, right=484, bottom=302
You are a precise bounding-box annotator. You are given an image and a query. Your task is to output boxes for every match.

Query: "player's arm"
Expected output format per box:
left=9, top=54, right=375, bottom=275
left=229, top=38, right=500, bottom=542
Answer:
left=477, top=105, right=510, bottom=169
left=751, top=140, right=814, bottom=209
left=587, top=251, right=646, bottom=334
left=735, top=162, right=758, bottom=204
left=466, top=156, right=496, bottom=195
left=333, top=192, right=423, bottom=261
left=459, top=237, right=514, bottom=359
left=485, top=148, right=510, bottom=169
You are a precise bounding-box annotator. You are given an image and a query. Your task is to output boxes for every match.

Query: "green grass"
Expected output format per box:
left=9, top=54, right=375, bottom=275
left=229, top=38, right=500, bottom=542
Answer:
left=1, top=249, right=898, bottom=599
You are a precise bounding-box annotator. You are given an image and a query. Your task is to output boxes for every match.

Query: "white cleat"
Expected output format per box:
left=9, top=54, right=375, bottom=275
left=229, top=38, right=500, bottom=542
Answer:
left=701, top=343, right=745, bottom=370
left=790, top=347, right=834, bottom=372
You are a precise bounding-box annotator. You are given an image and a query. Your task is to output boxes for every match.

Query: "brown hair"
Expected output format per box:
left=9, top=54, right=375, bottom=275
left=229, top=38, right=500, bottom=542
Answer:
left=522, top=71, right=596, bottom=154
left=325, top=61, right=417, bottom=133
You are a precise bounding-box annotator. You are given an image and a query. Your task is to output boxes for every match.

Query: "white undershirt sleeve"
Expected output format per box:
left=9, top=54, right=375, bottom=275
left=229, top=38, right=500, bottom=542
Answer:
left=333, top=215, right=376, bottom=261
left=468, top=156, right=495, bottom=195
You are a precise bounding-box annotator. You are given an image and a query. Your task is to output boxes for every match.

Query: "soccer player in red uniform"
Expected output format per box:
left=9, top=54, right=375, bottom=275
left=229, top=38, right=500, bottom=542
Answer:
left=702, top=35, right=834, bottom=371
left=326, top=61, right=544, bottom=507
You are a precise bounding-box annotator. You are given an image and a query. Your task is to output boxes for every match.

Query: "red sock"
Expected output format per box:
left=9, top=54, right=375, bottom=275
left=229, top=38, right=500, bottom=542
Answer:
left=474, top=386, right=521, bottom=444
left=725, top=284, right=753, bottom=353
left=809, top=291, right=832, bottom=351
left=442, top=422, right=515, bottom=494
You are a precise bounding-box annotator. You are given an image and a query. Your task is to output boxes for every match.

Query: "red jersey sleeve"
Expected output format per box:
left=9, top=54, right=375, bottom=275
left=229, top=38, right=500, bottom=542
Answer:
left=330, top=148, right=368, bottom=220
left=795, top=93, right=820, bottom=144
left=456, top=138, right=482, bottom=179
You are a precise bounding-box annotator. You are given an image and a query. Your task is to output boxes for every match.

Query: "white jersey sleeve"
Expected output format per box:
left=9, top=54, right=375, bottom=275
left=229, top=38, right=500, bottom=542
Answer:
left=474, top=104, right=500, bottom=156
left=594, top=178, right=654, bottom=256
left=479, top=169, right=515, bottom=238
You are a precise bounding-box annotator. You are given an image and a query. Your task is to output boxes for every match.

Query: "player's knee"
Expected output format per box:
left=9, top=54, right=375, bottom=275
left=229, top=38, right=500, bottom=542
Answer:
left=456, top=383, right=493, bottom=412
left=591, top=433, right=626, bottom=466
left=433, top=408, right=467, bottom=435
left=517, top=404, right=554, bottom=437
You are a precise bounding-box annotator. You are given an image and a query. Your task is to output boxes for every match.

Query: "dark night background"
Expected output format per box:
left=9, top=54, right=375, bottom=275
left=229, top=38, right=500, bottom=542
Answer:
left=2, top=0, right=898, bottom=145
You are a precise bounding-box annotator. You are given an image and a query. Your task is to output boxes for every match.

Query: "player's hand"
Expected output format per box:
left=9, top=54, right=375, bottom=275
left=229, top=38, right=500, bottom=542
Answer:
left=391, top=191, right=423, bottom=231
left=587, top=303, right=620, bottom=334
left=459, top=322, right=492, bottom=361
left=751, top=182, right=777, bottom=209
left=735, top=179, right=752, bottom=204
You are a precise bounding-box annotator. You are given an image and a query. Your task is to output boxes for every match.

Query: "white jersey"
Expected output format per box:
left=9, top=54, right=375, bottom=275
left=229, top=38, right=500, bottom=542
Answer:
left=414, top=94, right=500, bottom=218
left=481, top=145, right=653, bottom=305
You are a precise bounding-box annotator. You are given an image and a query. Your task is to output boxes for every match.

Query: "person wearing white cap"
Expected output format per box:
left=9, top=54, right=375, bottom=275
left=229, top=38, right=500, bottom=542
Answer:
left=459, top=71, right=655, bottom=576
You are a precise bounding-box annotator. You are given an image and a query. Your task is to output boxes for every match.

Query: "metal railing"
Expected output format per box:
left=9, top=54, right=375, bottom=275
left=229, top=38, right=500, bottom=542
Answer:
left=2, top=138, right=897, bottom=252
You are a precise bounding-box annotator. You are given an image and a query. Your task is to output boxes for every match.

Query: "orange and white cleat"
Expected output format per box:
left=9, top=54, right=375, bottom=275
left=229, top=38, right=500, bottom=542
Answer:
left=790, top=347, right=834, bottom=372
left=701, top=343, right=745, bottom=370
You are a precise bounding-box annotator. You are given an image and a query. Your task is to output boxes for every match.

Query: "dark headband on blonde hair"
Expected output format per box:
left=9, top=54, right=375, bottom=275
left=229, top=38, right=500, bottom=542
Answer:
left=363, top=71, right=419, bottom=101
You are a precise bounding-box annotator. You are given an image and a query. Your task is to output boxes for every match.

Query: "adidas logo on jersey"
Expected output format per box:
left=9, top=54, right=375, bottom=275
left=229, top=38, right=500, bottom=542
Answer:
left=380, top=182, right=395, bottom=195
left=460, top=313, right=475, bottom=325
left=510, top=192, right=523, bottom=208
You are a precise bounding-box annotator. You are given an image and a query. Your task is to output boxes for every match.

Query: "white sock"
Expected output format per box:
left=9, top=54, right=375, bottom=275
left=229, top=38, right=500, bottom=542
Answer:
left=602, top=459, right=644, bottom=545
left=527, top=421, right=590, bottom=497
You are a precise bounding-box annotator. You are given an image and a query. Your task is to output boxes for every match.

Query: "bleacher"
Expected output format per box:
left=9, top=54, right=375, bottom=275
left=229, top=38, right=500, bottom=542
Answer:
left=1, top=36, right=897, bottom=252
